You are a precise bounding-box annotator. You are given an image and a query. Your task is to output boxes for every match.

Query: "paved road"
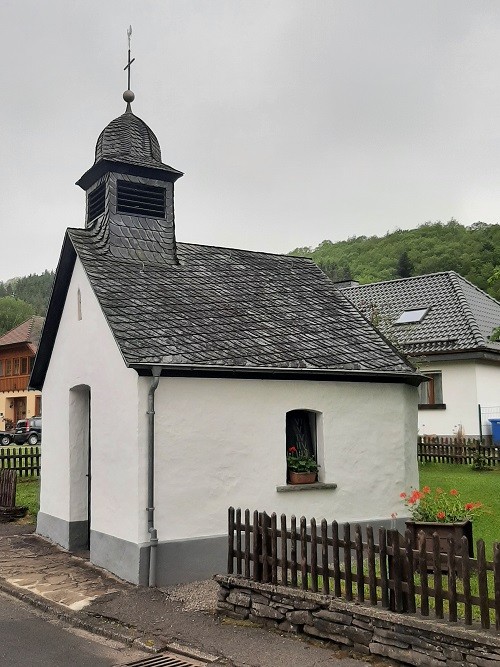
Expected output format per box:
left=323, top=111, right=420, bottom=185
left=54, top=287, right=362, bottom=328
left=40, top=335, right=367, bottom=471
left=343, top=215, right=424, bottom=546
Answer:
left=0, top=591, right=147, bottom=666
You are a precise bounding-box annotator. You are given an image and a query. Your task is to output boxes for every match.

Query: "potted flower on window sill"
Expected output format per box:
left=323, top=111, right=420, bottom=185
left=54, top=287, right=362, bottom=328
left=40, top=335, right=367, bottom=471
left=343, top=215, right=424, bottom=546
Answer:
left=401, top=486, right=485, bottom=560
left=287, top=446, right=319, bottom=485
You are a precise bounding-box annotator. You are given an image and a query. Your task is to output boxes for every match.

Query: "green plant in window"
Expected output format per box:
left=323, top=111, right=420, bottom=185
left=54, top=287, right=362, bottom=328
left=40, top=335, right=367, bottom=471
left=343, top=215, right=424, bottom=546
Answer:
left=286, top=445, right=319, bottom=473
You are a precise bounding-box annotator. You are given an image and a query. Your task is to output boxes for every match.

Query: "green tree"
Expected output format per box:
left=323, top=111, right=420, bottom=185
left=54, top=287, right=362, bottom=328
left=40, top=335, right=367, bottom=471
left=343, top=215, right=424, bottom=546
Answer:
left=289, top=220, right=500, bottom=298
left=0, top=297, right=35, bottom=336
left=396, top=251, right=414, bottom=278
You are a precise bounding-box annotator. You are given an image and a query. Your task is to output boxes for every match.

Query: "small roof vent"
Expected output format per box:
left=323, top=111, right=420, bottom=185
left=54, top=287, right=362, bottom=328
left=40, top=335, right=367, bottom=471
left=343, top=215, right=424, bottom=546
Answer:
left=87, top=183, right=106, bottom=223
left=117, top=180, right=166, bottom=218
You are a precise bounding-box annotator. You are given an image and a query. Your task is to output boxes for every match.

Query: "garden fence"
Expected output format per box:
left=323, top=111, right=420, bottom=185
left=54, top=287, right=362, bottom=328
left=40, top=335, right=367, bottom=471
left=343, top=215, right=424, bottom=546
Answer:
left=228, top=507, right=500, bottom=631
left=0, top=446, right=41, bottom=477
left=417, top=436, right=500, bottom=466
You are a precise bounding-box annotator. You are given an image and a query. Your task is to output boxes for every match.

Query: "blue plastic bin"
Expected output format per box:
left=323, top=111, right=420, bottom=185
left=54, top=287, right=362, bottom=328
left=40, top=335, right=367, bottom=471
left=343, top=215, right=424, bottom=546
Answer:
left=489, top=419, right=500, bottom=445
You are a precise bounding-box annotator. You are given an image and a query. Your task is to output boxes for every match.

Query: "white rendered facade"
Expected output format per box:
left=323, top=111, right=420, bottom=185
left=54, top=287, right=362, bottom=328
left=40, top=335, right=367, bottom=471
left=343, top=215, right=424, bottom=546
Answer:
left=38, top=258, right=420, bottom=585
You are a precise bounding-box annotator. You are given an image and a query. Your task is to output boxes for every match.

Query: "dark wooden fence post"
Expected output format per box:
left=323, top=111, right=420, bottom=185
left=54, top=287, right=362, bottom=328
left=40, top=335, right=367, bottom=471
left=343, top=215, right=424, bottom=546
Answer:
left=227, top=507, right=235, bottom=575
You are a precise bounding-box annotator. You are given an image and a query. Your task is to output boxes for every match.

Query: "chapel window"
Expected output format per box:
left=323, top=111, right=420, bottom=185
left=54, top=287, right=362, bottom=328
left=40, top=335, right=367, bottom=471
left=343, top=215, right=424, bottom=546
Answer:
left=285, top=409, right=320, bottom=483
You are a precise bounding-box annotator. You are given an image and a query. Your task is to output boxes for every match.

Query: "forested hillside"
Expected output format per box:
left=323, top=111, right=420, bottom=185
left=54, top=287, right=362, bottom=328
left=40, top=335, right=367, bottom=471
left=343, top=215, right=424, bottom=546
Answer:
left=0, top=271, right=54, bottom=336
left=291, top=220, right=500, bottom=299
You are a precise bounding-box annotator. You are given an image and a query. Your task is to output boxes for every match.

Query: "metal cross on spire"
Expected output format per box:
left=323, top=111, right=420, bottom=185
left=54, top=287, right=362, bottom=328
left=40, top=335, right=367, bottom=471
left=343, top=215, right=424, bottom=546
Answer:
left=124, top=25, right=135, bottom=91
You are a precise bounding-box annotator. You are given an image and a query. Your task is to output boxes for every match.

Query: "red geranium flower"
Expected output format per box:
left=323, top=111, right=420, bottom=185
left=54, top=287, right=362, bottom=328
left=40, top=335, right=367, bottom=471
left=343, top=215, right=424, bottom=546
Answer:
left=436, top=511, right=446, bottom=520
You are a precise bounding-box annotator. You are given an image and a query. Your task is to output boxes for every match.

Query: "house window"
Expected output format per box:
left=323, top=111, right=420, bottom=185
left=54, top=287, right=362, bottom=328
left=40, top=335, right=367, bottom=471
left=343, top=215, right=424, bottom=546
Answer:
left=5, top=360, right=11, bottom=376
left=395, top=307, right=429, bottom=324
left=12, top=359, right=20, bottom=375
left=20, top=358, right=28, bottom=375
left=0, top=361, right=3, bottom=376
left=418, top=371, right=445, bottom=408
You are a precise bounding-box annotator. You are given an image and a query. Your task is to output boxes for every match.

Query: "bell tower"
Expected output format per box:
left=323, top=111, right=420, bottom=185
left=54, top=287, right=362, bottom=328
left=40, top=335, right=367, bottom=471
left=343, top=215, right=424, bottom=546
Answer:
left=75, top=30, right=183, bottom=265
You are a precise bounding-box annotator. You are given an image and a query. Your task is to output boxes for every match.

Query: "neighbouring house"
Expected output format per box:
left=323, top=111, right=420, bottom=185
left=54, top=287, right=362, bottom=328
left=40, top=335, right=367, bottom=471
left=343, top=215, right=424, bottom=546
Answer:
left=30, top=87, right=423, bottom=587
left=0, top=316, right=43, bottom=430
left=343, top=272, right=500, bottom=439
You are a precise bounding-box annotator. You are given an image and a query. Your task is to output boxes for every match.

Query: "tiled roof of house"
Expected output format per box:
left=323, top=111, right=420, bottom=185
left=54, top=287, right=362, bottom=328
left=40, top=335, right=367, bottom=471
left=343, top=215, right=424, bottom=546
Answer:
left=0, top=316, right=44, bottom=350
left=344, top=272, right=500, bottom=357
left=63, top=223, right=415, bottom=374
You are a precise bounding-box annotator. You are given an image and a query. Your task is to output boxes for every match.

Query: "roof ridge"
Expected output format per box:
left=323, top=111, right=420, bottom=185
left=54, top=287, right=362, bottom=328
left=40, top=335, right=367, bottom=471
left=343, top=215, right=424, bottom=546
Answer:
left=165, top=241, right=316, bottom=262
left=447, top=272, right=485, bottom=345
left=453, top=271, right=500, bottom=308
left=345, top=270, right=456, bottom=291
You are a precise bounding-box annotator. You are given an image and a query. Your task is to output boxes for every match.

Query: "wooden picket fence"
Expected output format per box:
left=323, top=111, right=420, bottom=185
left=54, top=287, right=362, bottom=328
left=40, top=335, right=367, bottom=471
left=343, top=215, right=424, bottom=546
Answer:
left=417, top=436, right=500, bottom=465
left=0, top=446, right=41, bottom=477
left=228, top=508, right=500, bottom=631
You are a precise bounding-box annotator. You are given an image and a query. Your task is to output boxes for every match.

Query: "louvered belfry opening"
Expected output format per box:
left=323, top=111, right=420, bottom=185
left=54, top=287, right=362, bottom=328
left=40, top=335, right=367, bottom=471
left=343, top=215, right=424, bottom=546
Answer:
left=87, top=182, right=106, bottom=223
left=117, top=179, right=166, bottom=218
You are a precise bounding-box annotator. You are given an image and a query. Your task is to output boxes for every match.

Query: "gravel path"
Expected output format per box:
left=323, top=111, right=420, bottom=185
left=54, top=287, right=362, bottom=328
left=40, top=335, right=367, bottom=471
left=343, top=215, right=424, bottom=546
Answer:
left=163, top=578, right=219, bottom=613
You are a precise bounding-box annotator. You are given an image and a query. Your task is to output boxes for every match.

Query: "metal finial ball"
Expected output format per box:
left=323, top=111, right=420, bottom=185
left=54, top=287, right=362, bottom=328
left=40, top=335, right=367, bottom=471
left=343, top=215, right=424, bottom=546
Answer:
left=123, top=90, right=135, bottom=103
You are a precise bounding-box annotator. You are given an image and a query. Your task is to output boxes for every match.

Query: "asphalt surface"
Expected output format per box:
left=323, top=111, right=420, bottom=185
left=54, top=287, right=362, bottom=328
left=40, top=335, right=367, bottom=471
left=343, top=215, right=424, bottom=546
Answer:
left=0, top=591, right=148, bottom=666
left=0, top=523, right=378, bottom=667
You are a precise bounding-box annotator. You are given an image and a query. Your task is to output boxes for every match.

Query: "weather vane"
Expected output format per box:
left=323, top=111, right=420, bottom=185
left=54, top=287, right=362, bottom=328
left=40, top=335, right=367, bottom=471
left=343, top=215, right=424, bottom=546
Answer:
left=124, top=25, right=135, bottom=91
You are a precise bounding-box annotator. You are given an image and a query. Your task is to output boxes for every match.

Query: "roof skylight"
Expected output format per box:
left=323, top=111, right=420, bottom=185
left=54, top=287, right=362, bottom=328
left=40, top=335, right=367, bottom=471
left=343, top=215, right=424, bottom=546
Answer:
left=395, top=307, right=429, bottom=324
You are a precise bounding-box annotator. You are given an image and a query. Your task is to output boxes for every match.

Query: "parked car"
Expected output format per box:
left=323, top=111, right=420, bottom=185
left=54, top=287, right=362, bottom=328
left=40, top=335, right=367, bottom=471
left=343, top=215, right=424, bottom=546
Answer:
left=0, top=431, right=12, bottom=446
left=13, top=417, right=42, bottom=445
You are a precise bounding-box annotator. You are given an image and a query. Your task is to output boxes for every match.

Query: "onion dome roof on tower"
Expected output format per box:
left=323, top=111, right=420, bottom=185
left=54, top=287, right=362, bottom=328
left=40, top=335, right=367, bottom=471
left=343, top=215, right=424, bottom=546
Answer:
left=95, top=108, right=164, bottom=169
left=76, top=90, right=183, bottom=190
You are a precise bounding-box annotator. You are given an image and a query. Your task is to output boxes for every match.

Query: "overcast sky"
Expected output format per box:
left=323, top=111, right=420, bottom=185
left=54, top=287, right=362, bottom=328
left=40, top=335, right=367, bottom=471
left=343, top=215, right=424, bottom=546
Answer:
left=1, top=1, right=500, bottom=282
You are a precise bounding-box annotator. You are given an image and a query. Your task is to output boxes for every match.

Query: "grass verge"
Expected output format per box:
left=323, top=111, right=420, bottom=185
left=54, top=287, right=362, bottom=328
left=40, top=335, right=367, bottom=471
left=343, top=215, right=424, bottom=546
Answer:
left=15, top=477, right=40, bottom=523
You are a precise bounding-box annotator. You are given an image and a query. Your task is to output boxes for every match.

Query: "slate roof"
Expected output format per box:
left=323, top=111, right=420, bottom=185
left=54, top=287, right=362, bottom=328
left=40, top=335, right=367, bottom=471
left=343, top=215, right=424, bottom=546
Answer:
left=0, top=316, right=44, bottom=353
left=95, top=110, right=164, bottom=168
left=63, top=222, right=416, bottom=374
left=344, top=272, right=500, bottom=357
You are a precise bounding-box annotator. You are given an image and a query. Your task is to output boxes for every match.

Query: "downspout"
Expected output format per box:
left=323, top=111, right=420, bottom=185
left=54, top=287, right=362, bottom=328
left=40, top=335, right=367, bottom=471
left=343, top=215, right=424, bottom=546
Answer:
left=147, top=366, right=161, bottom=587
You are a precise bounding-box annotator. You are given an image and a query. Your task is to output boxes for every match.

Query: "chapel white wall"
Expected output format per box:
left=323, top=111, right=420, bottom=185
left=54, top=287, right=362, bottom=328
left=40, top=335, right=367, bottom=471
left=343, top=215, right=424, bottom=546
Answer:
left=39, top=258, right=142, bottom=542
left=138, top=376, right=419, bottom=543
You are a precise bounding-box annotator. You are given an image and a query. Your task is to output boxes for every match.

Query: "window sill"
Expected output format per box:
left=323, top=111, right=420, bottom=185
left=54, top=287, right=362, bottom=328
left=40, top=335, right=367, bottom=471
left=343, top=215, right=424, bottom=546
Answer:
left=276, top=482, right=337, bottom=493
left=418, top=403, right=446, bottom=410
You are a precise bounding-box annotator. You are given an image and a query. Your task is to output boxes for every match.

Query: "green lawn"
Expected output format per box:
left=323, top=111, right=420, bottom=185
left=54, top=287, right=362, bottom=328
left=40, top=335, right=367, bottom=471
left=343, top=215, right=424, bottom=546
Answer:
left=419, top=462, right=500, bottom=557
left=15, top=477, right=40, bottom=522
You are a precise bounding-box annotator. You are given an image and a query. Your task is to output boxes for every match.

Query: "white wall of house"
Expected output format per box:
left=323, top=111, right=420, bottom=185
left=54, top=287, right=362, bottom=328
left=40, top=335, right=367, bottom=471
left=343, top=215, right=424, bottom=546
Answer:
left=138, top=376, right=419, bottom=543
left=417, top=360, right=480, bottom=437
left=475, top=361, right=500, bottom=436
left=39, top=258, right=142, bottom=542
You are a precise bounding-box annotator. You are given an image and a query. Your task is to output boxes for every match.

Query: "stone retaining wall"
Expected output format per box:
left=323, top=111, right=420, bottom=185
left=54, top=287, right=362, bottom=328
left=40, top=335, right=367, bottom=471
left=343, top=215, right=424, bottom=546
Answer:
left=215, top=575, right=500, bottom=666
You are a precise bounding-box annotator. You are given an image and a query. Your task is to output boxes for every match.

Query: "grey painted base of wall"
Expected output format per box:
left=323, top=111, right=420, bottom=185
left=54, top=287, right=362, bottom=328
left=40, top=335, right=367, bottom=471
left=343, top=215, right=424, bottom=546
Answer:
left=92, top=531, right=227, bottom=586
left=153, top=534, right=228, bottom=587
left=36, top=512, right=88, bottom=551
left=36, top=512, right=227, bottom=587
